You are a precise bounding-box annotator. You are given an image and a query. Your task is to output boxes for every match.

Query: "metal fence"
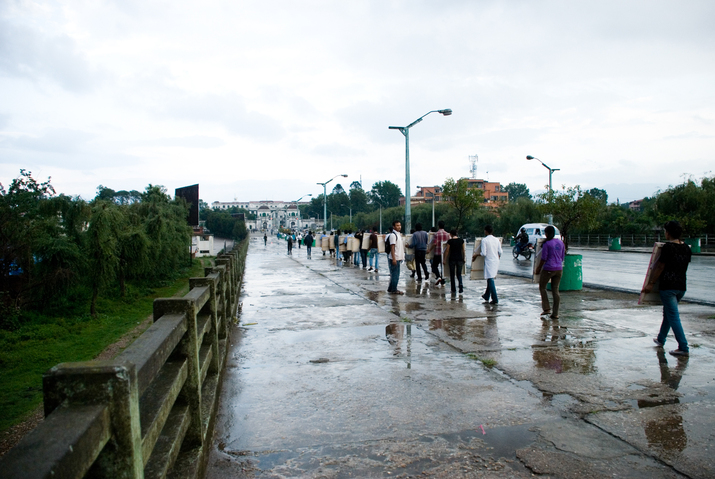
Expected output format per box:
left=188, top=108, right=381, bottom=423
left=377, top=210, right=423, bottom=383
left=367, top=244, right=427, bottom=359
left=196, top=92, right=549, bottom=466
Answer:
left=567, top=234, right=713, bottom=250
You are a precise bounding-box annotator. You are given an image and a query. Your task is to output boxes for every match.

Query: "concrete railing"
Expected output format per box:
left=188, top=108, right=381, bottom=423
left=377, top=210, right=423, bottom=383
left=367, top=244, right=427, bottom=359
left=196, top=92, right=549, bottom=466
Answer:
left=0, top=240, right=248, bottom=479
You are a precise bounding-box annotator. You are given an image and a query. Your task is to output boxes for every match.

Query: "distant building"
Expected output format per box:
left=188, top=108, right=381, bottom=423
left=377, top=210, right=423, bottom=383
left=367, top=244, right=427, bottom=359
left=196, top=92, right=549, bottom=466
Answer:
left=400, top=179, right=508, bottom=208
left=210, top=200, right=318, bottom=231
left=628, top=199, right=644, bottom=212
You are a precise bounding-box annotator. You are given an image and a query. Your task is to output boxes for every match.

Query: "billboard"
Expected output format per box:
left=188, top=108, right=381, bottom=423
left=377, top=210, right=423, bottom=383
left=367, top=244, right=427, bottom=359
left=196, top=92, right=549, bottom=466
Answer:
left=175, top=184, right=199, bottom=226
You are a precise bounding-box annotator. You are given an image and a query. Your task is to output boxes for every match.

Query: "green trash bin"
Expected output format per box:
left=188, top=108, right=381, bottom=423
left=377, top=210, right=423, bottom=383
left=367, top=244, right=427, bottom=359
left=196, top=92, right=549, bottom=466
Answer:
left=684, top=238, right=701, bottom=253
left=510, top=237, right=515, bottom=246
left=608, top=237, right=621, bottom=251
left=547, top=254, right=583, bottom=291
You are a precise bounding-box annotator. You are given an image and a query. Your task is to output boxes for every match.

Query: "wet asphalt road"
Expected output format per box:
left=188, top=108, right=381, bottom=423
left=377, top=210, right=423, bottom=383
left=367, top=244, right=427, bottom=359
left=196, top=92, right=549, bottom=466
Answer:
left=497, top=246, right=715, bottom=305
left=207, top=235, right=715, bottom=478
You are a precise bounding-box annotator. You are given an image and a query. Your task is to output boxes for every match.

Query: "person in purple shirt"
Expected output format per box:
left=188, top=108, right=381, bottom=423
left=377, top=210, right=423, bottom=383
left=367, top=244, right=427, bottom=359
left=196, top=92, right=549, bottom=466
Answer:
left=535, top=225, right=565, bottom=319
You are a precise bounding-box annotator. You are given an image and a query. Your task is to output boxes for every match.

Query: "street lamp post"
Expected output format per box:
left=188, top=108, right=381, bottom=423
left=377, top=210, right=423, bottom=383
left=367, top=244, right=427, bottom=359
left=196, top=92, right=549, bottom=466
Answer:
left=389, top=109, right=452, bottom=233
left=294, top=194, right=312, bottom=229
left=526, top=155, right=560, bottom=224
left=317, top=174, right=348, bottom=231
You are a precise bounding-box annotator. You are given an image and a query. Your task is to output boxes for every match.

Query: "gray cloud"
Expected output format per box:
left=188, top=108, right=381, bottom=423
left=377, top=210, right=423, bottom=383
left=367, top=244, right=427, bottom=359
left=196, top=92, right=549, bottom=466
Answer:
left=310, top=143, right=365, bottom=157
left=0, top=17, right=99, bottom=92
left=163, top=93, right=285, bottom=142
left=135, top=135, right=226, bottom=148
left=3, top=128, right=96, bottom=154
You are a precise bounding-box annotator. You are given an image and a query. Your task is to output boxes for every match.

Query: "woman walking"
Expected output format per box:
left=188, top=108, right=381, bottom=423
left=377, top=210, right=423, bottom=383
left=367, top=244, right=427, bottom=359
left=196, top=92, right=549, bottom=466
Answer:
left=642, top=220, right=691, bottom=357
left=534, top=225, right=565, bottom=319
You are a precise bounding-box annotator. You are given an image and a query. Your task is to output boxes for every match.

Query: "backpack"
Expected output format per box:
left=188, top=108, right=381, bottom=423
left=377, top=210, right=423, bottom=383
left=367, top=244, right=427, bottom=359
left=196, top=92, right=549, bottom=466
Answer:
left=385, top=232, right=395, bottom=250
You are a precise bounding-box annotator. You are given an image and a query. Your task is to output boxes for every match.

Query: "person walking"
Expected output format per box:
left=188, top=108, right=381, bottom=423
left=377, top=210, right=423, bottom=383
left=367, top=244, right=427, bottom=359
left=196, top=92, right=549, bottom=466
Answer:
left=287, top=235, right=293, bottom=255
left=428, top=221, right=449, bottom=286
left=368, top=226, right=379, bottom=273
left=353, top=230, right=363, bottom=266
left=304, top=231, right=314, bottom=259
left=410, top=223, right=430, bottom=281
left=296, top=232, right=301, bottom=249
left=263, top=233, right=267, bottom=246
left=357, top=230, right=368, bottom=269
left=472, top=224, right=502, bottom=303
left=643, top=220, right=692, bottom=357
left=332, top=230, right=340, bottom=259
left=534, top=225, right=565, bottom=319
left=443, top=229, right=466, bottom=294
left=387, top=221, right=405, bottom=295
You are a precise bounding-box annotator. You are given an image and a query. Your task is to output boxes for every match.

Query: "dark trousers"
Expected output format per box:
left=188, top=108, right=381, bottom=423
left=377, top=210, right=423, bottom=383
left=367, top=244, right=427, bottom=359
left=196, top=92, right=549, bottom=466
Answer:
left=360, top=250, right=368, bottom=267
left=449, top=262, right=464, bottom=292
left=431, top=255, right=442, bottom=279
left=415, top=250, right=429, bottom=280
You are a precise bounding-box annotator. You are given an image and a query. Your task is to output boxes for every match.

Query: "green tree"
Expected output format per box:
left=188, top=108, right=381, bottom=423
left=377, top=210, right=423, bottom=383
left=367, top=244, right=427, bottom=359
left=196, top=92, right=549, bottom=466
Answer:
left=349, top=181, right=370, bottom=213
left=86, top=201, right=122, bottom=316
left=504, top=183, right=531, bottom=202
left=494, top=197, right=543, bottom=237
left=369, top=181, right=402, bottom=208
left=441, top=178, right=483, bottom=233
left=586, top=188, right=608, bottom=205
left=538, top=185, right=603, bottom=252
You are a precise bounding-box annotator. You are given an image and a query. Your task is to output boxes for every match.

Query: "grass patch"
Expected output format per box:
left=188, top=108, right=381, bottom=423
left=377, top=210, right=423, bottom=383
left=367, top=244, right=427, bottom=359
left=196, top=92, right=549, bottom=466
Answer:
left=0, top=258, right=207, bottom=433
left=466, top=352, right=497, bottom=368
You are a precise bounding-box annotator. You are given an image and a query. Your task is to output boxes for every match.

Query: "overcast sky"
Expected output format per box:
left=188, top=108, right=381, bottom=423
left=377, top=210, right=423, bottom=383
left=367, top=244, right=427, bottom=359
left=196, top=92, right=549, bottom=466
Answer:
left=1, top=0, right=713, bottom=204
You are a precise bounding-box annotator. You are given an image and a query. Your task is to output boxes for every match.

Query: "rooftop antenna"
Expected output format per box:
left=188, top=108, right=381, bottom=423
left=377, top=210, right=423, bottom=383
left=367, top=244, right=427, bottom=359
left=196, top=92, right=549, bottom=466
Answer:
left=469, top=154, right=478, bottom=179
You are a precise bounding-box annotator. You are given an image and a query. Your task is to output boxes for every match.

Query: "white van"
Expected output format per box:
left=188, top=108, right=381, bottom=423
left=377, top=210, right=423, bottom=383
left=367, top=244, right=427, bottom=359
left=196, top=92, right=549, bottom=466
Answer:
left=516, top=223, right=561, bottom=246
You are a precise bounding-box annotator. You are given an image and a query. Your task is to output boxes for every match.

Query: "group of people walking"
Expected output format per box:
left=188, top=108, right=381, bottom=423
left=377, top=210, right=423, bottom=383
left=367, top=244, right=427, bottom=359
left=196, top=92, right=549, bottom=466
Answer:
left=276, top=218, right=694, bottom=358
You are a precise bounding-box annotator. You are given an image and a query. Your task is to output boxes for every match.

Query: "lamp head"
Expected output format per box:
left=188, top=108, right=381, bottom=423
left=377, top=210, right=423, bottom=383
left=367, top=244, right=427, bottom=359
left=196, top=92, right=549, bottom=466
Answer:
left=438, top=109, right=452, bottom=116
left=526, top=155, right=535, bottom=160
left=341, top=174, right=348, bottom=177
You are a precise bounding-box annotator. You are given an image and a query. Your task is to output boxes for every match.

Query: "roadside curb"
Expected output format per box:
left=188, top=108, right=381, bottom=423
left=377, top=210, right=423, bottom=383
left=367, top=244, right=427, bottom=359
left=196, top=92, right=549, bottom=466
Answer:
left=498, top=270, right=715, bottom=307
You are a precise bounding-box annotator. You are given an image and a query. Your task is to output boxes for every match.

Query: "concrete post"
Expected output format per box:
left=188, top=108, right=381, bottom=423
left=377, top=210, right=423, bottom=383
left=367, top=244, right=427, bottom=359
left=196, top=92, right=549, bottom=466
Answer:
left=43, top=361, right=143, bottom=479
left=153, top=298, right=203, bottom=446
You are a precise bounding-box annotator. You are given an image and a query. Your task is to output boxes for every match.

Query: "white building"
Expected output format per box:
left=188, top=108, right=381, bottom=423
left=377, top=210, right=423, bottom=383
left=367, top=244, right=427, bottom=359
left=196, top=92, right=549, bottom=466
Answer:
left=211, top=200, right=321, bottom=232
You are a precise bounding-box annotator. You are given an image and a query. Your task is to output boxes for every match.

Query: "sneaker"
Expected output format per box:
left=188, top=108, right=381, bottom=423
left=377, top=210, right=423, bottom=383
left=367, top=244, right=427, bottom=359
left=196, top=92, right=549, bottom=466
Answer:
left=375, top=269, right=379, bottom=273
left=669, top=349, right=689, bottom=357
left=368, top=267, right=373, bottom=271
left=653, top=338, right=664, bottom=347
left=459, top=286, right=463, bottom=293
left=490, top=301, right=498, bottom=305
left=481, top=294, right=489, bottom=302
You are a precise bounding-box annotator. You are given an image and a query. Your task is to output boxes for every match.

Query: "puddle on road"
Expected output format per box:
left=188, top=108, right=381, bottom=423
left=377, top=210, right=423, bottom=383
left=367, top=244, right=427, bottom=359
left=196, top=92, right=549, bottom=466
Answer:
left=228, top=423, right=539, bottom=474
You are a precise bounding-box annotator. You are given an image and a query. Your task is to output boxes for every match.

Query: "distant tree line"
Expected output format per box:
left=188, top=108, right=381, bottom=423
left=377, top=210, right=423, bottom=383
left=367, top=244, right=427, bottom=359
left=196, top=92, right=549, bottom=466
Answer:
left=0, top=171, right=194, bottom=328
left=309, top=175, right=715, bottom=241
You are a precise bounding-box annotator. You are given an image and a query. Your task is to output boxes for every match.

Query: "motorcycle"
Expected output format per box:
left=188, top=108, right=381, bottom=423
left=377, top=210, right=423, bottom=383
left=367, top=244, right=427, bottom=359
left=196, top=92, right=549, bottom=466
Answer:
left=512, top=242, right=534, bottom=260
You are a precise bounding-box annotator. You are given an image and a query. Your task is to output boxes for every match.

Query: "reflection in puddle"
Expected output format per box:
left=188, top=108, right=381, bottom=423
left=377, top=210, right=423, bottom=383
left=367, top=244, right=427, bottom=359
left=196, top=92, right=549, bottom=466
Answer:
left=365, top=291, right=381, bottom=302
left=532, top=345, right=596, bottom=374
left=428, top=318, right=501, bottom=351
left=386, top=323, right=412, bottom=368
left=640, top=349, right=689, bottom=453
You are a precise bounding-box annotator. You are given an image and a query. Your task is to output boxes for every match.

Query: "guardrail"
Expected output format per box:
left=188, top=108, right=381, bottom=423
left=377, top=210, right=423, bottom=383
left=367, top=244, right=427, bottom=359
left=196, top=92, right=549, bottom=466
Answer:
left=0, top=239, right=248, bottom=479
left=567, top=234, right=712, bottom=250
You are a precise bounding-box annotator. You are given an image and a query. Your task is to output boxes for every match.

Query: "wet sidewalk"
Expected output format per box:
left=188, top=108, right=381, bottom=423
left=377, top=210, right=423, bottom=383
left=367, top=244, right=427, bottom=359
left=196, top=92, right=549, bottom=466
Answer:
left=207, top=238, right=715, bottom=478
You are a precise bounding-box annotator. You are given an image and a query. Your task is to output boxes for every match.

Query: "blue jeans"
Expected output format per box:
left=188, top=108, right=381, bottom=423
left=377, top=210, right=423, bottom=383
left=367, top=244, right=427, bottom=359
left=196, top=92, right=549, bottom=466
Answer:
left=369, top=248, right=379, bottom=269
left=657, top=290, right=688, bottom=352
left=388, top=260, right=402, bottom=292
left=484, top=278, right=498, bottom=303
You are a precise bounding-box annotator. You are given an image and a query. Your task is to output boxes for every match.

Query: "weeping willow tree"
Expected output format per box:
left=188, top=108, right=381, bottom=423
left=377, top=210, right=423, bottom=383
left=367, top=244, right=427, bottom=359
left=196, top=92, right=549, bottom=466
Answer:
left=86, top=201, right=123, bottom=317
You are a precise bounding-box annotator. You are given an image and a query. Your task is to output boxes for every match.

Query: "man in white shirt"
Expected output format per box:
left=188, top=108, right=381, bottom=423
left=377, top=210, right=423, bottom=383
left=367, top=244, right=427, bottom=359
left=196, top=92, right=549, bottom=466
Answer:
left=472, top=224, right=502, bottom=304
left=387, top=220, right=405, bottom=295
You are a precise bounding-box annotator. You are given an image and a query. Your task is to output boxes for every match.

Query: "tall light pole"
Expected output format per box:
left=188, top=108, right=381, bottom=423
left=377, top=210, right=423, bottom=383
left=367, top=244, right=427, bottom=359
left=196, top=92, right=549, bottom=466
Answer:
left=526, top=155, right=560, bottom=225
left=317, top=174, right=347, bottom=231
left=389, top=109, right=452, bottom=233
left=294, top=193, right=312, bottom=229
